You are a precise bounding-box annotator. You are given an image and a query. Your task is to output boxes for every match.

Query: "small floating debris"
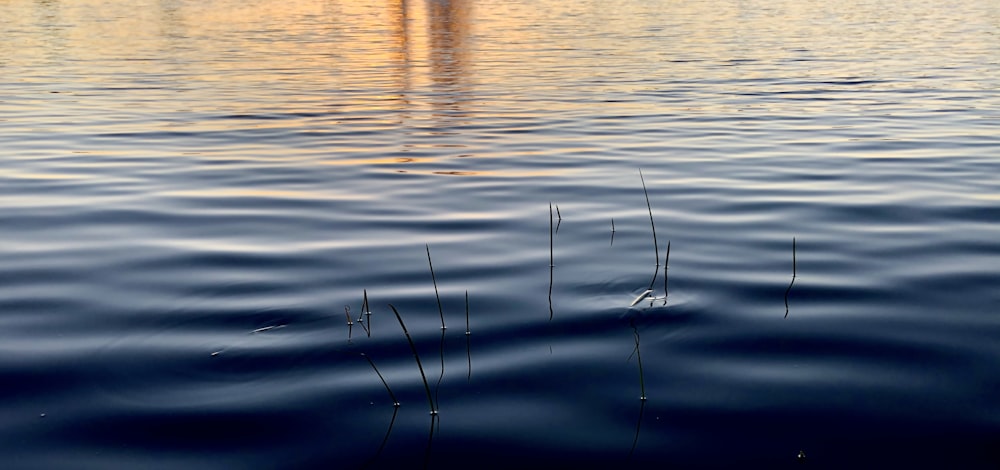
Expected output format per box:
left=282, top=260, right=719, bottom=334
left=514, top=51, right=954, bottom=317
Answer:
left=251, top=325, right=285, bottom=334
left=211, top=324, right=287, bottom=356
left=629, top=289, right=654, bottom=307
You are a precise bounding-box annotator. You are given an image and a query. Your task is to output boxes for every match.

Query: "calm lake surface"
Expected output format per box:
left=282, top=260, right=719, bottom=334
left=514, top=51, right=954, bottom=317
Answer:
left=2, top=0, right=1000, bottom=468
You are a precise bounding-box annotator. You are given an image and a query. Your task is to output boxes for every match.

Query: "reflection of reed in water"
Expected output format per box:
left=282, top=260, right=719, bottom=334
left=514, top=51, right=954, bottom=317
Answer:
left=360, top=406, right=399, bottom=470
left=629, top=325, right=648, bottom=401
left=423, top=414, right=438, bottom=470
left=628, top=398, right=647, bottom=460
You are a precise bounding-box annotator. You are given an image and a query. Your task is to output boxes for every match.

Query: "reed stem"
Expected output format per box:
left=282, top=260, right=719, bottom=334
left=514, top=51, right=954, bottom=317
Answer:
left=345, top=305, right=354, bottom=340
left=663, top=240, right=671, bottom=304
left=389, top=304, right=437, bottom=415
left=639, top=169, right=660, bottom=267
left=361, top=353, right=400, bottom=407
left=549, top=203, right=554, bottom=267
left=784, top=237, right=797, bottom=319
left=793, top=237, right=797, bottom=277
left=435, top=327, right=445, bottom=414
left=426, top=244, right=446, bottom=330
left=363, top=289, right=372, bottom=337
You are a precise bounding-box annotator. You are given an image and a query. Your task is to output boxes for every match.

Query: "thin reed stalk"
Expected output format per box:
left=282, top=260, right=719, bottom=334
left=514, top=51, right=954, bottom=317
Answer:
left=784, top=237, right=797, bottom=319
left=663, top=241, right=671, bottom=304
left=426, top=244, right=446, bottom=330
left=793, top=237, right=797, bottom=277
left=345, top=305, right=354, bottom=341
left=362, top=289, right=372, bottom=337
left=639, top=169, right=660, bottom=267
left=356, top=293, right=371, bottom=336
left=549, top=203, right=555, bottom=320
left=610, top=218, right=616, bottom=246
left=389, top=304, right=437, bottom=415
left=464, top=290, right=470, bottom=336
left=434, top=327, right=445, bottom=413
left=466, top=332, right=472, bottom=382
left=549, top=203, right=554, bottom=267
left=361, top=353, right=399, bottom=407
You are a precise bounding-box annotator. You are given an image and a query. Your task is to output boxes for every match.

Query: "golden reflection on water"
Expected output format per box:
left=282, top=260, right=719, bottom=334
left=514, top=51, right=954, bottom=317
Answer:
left=3, top=0, right=997, bottom=178
left=378, top=0, right=473, bottom=126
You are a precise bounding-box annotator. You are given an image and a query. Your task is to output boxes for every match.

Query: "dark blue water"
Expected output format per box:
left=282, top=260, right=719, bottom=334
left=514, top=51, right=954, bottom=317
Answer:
left=2, top=0, right=1000, bottom=468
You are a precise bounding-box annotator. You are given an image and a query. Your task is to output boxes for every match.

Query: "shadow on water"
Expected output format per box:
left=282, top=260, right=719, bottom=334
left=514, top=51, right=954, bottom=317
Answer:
left=628, top=398, right=647, bottom=461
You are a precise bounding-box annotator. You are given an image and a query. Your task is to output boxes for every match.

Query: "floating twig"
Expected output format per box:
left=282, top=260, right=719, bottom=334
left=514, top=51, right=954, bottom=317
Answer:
left=210, top=324, right=285, bottom=356
left=629, top=289, right=653, bottom=308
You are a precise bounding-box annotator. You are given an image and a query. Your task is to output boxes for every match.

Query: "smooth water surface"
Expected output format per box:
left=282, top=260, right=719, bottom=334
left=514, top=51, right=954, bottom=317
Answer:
left=2, top=0, right=1000, bottom=468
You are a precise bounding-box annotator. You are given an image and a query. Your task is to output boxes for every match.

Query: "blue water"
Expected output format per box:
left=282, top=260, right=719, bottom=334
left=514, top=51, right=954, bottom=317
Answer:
left=2, top=0, right=1000, bottom=468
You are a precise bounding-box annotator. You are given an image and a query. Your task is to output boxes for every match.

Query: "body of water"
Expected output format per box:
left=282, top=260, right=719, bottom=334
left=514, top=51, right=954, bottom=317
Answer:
left=2, top=0, right=1000, bottom=468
